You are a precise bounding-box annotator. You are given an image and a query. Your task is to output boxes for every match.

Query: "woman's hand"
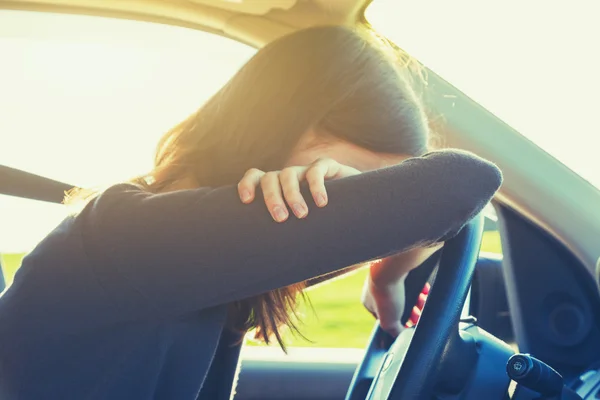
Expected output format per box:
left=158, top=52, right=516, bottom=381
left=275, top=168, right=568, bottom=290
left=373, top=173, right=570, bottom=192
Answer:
left=362, top=244, right=442, bottom=336
left=362, top=271, right=408, bottom=337
left=237, top=158, right=360, bottom=222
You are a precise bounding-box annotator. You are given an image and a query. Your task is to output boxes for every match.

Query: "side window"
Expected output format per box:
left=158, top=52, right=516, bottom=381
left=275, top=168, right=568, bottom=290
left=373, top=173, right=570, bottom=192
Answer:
left=481, top=204, right=502, bottom=254
left=0, top=11, right=255, bottom=286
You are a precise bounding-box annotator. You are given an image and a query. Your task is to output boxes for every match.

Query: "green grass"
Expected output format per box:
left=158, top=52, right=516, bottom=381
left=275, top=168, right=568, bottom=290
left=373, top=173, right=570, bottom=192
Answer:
left=1, top=253, right=23, bottom=287
left=0, top=231, right=502, bottom=349
left=249, top=267, right=377, bottom=349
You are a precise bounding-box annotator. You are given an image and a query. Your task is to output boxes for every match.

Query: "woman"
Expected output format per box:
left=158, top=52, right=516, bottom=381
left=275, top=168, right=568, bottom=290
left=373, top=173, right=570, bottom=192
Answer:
left=0, top=25, right=502, bottom=399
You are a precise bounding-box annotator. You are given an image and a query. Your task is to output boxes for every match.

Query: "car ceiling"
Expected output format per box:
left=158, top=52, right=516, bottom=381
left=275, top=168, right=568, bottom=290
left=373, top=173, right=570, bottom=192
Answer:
left=2, top=0, right=600, bottom=278
left=0, top=0, right=367, bottom=46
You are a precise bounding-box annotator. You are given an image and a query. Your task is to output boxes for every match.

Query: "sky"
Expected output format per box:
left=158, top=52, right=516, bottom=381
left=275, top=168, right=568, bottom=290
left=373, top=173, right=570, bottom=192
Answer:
left=1, top=3, right=599, bottom=252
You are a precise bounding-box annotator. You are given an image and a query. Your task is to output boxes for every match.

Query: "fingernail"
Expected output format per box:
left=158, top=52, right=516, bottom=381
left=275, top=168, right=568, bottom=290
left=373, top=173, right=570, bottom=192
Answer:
left=293, top=203, right=308, bottom=218
left=241, top=190, right=251, bottom=203
left=417, top=293, right=427, bottom=309
left=272, top=206, right=288, bottom=222
left=315, top=193, right=327, bottom=207
left=422, top=283, right=431, bottom=295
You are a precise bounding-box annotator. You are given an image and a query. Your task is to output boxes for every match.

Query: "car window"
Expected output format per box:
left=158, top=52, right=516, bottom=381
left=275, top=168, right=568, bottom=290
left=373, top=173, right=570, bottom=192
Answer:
left=0, top=10, right=256, bottom=187
left=0, top=11, right=254, bottom=289
left=0, top=10, right=255, bottom=257
left=367, top=0, right=599, bottom=189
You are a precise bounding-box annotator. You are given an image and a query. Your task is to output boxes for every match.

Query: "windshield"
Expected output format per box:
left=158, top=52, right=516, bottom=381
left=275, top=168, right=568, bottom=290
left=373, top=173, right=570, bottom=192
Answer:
left=367, top=0, right=600, bottom=189
left=0, top=11, right=255, bottom=251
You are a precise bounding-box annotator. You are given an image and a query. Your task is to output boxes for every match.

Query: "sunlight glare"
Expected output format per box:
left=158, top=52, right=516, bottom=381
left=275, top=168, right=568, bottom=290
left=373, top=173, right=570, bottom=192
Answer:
left=367, top=0, right=600, bottom=188
left=0, top=10, right=255, bottom=252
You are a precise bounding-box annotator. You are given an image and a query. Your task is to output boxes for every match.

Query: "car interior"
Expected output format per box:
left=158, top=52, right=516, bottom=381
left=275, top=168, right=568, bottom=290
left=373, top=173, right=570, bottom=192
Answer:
left=0, top=0, right=599, bottom=399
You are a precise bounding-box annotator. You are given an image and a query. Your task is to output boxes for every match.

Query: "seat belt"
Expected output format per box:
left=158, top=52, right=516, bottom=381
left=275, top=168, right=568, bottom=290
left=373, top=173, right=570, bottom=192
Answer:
left=0, top=164, right=75, bottom=204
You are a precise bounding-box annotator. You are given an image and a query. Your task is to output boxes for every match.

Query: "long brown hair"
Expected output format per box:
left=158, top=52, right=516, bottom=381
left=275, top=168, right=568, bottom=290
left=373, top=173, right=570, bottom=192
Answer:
left=67, top=25, right=429, bottom=350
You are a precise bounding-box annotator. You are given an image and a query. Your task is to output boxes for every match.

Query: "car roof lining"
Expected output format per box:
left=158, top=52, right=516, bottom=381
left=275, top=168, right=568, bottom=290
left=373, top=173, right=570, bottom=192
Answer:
left=0, top=0, right=370, bottom=47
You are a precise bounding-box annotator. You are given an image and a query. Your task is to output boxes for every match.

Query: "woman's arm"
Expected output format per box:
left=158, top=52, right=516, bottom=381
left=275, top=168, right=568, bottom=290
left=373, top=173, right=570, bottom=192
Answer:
left=82, top=150, right=502, bottom=318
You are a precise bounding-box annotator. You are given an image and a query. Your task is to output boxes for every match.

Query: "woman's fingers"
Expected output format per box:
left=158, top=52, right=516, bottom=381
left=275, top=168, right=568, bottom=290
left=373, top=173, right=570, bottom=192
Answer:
left=422, top=282, right=431, bottom=295
left=406, top=283, right=429, bottom=328
left=375, top=297, right=405, bottom=337
left=416, top=292, right=427, bottom=309
left=305, top=159, right=361, bottom=207
left=260, top=171, right=289, bottom=222
left=239, top=158, right=360, bottom=221
left=305, top=159, right=340, bottom=207
left=238, top=168, right=264, bottom=204
left=381, top=320, right=405, bottom=338
left=279, top=167, right=308, bottom=219
left=305, top=162, right=329, bottom=207
left=238, top=167, right=305, bottom=222
left=408, top=306, right=422, bottom=326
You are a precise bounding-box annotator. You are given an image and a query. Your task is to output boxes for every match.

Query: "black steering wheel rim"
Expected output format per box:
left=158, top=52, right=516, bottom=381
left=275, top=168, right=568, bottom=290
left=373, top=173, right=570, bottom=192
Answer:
left=346, top=214, right=485, bottom=400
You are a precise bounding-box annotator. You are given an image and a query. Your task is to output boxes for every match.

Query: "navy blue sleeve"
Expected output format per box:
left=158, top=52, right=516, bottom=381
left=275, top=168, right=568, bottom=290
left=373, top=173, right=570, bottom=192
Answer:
left=82, top=149, right=502, bottom=317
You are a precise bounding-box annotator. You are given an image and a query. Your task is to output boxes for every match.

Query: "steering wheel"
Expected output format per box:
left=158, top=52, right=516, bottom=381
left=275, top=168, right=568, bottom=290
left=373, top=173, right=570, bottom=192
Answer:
left=345, top=214, right=512, bottom=399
